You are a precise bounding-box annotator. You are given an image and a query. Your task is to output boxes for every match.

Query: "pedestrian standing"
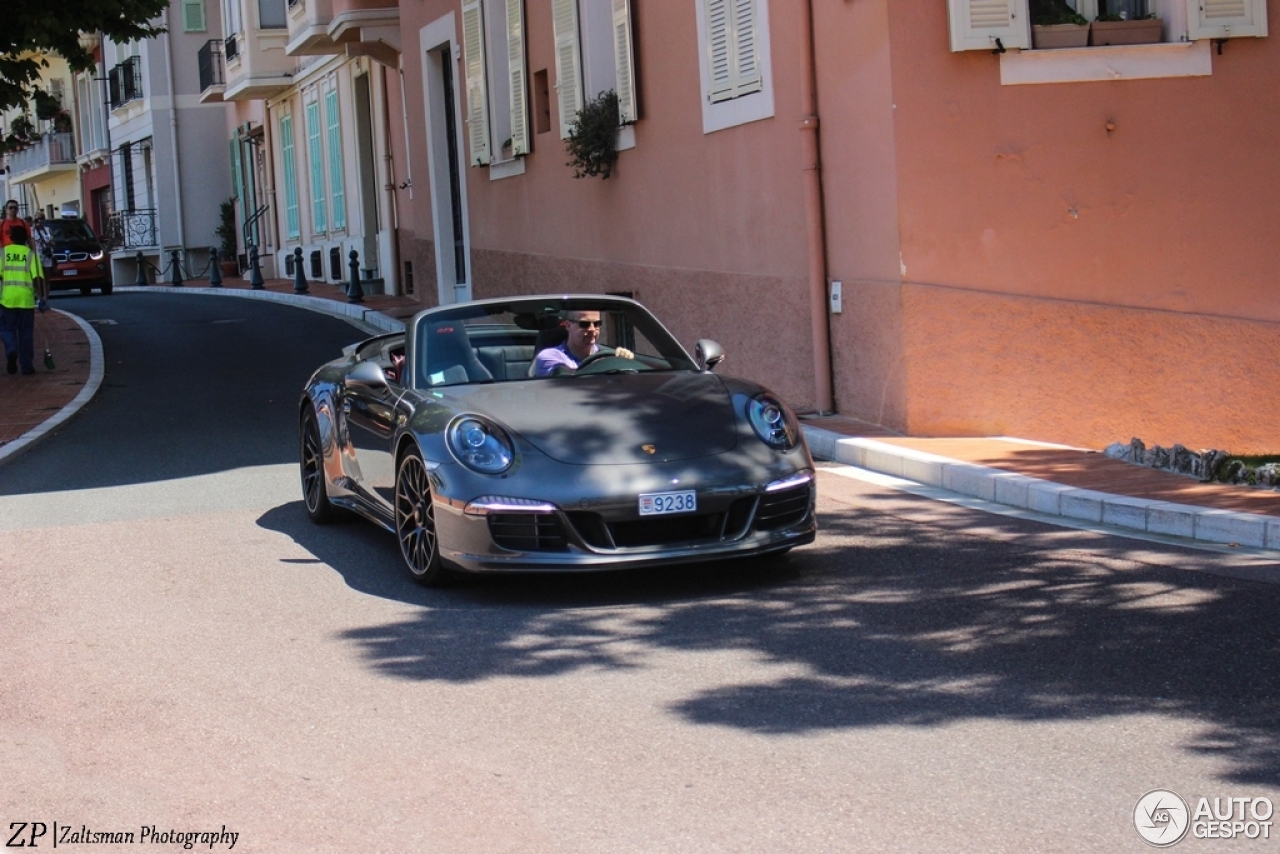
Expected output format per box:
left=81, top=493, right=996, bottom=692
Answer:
left=1, top=200, right=24, bottom=246
left=1, top=223, right=48, bottom=376
left=30, top=211, right=53, bottom=267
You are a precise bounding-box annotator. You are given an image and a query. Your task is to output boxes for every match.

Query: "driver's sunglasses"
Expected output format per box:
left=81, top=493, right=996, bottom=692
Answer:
left=576, top=320, right=602, bottom=329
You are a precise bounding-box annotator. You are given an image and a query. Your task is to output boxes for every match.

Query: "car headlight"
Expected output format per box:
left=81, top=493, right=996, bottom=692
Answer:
left=90, top=250, right=104, bottom=260
left=747, top=394, right=800, bottom=450
left=447, top=415, right=514, bottom=474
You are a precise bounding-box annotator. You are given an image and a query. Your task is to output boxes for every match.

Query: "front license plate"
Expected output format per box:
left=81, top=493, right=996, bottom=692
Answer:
left=62, top=269, right=78, bottom=276
left=639, top=490, right=697, bottom=516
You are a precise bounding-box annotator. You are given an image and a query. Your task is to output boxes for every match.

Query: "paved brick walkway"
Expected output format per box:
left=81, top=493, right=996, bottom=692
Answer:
left=0, top=309, right=92, bottom=448
left=804, top=418, right=1280, bottom=519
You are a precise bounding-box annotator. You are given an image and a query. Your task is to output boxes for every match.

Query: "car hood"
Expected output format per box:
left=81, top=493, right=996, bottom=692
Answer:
left=457, top=372, right=738, bottom=465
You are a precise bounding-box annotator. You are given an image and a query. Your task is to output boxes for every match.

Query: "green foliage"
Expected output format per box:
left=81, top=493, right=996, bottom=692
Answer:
left=0, top=0, right=168, bottom=115
left=215, top=197, right=238, bottom=259
left=1030, top=0, right=1088, bottom=25
left=8, top=114, right=35, bottom=145
left=565, top=90, right=624, bottom=180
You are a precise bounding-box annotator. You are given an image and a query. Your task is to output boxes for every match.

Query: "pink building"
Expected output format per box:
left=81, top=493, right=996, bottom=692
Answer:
left=396, top=0, right=1280, bottom=453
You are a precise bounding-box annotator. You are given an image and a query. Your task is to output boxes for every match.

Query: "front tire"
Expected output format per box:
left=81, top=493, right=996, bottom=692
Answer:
left=395, top=448, right=450, bottom=585
left=300, top=404, right=339, bottom=523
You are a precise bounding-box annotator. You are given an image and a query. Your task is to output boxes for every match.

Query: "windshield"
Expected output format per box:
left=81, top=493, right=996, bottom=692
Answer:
left=412, top=297, right=698, bottom=389
left=45, top=220, right=99, bottom=243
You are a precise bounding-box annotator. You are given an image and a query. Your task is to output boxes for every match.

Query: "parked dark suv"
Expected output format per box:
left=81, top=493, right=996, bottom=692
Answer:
left=43, top=217, right=112, bottom=295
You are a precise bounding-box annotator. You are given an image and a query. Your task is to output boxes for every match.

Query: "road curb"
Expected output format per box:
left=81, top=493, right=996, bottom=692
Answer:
left=803, top=425, right=1280, bottom=551
left=116, top=286, right=408, bottom=334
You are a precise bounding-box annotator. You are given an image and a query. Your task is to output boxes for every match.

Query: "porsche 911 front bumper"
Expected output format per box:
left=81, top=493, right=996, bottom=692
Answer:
left=431, top=469, right=817, bottom=573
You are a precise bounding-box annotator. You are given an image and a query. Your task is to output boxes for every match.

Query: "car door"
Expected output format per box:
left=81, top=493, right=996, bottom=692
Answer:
left=341, top=363, right=404, bottom=515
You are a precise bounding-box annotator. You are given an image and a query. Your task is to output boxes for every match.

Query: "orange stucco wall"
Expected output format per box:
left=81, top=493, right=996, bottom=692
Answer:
left=816, top=0, right=1280, bottom=451
left=397, top=0, right=1280, bottom=450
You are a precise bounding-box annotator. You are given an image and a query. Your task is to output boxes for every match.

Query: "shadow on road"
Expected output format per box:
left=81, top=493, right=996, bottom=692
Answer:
left=262, top=491, right=1280, bottom=787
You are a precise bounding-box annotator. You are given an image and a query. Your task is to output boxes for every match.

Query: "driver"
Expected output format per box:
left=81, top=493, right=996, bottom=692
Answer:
left=532, top=309, right=634, bottom=376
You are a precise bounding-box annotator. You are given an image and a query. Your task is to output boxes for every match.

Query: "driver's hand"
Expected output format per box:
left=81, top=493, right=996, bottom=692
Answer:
left=615, top=347, right=634, bottom=360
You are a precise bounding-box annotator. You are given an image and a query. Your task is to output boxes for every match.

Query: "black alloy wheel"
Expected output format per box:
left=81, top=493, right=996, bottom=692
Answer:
left=300, top=404, right=339, bottom=523
left=395, top=448, right=449, bottom=585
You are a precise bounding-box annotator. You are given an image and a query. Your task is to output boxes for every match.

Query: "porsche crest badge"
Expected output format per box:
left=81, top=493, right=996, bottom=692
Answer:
left=641, top=444, right=657, bottom=455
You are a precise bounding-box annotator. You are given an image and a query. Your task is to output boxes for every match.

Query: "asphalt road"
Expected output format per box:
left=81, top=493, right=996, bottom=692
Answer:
left=2, top=293, right=1280, bottom=852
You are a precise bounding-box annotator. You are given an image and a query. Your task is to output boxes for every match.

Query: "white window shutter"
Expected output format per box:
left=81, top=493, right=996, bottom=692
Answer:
left=612, top=0, right=637, bottom=123
left=462, top=0, right=491, bottom=166
left=705, top=0, right=762, bottom=104
left=1187, top=0, right=1267, bottom=38
left=947, top=0, right=1031, bottom=52
left=732, top=0, right=762, bottom=97
left=552, top=0, right=583, bottom=139
left=506, top=0, right=529, bottom=155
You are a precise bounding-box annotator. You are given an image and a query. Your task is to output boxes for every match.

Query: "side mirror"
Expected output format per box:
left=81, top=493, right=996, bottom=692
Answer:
left=348, top=359, right=389, bottom=390
left=696, top=339, right=725, bottom=372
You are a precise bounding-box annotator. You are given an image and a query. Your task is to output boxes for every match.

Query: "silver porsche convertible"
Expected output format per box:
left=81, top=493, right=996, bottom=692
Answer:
left=298, top=294, right=815, bottom=584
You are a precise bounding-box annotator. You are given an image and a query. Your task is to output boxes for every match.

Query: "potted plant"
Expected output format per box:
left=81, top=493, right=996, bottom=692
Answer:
left=215, top=197, right=240, bottom=277
left=1090, top=13, right=1162, bottom=45
left=1031, top=0, right=1090, bottom=48
left=565, top=90, right=626, bottom=180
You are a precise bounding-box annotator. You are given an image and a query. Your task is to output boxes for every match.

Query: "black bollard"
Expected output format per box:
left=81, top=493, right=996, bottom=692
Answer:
left=293, top=247, right=309, bottom=294
left=208, top=247, right=222, bottom=287
left=170, top=249, right=184, bottom=286
left=135, top=251, right=148, bottom=286
left=347, top=249, right=364, bottom=303
left=248, top=244, right=264, bottom=290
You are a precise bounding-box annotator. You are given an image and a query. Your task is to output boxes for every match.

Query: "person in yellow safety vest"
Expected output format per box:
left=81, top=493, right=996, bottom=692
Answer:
left=1, top=222, right=49, bottom=376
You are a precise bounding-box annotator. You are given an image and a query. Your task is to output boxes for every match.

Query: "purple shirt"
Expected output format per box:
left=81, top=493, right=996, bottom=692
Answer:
left=533, top=342, right=598, bottom=376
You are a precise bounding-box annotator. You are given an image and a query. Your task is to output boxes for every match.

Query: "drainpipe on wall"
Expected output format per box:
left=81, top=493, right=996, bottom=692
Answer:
left=162, top=22, right=187, bottom=256
left=800, top=0, right=835, bottom=414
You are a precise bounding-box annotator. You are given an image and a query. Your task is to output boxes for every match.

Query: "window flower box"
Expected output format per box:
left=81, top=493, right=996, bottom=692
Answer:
left=1090, top=17, right=1163, bottom=45
left=1032, top=22, right=1091, bottom=48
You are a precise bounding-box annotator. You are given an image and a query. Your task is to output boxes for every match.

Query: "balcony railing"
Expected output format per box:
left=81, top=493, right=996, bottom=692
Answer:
left=4, top=132, right=77, bottom=178
left=225, top=33, right=240, bottom=61
left=104, top=209, right=158, bottom=250
left=199, top=40, right=225, bottom=92
left=108, top=56, right=143, bottom=109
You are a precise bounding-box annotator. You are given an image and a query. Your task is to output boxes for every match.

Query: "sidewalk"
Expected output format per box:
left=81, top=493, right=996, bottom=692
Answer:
left=4, top=278, right=1279, bottom=552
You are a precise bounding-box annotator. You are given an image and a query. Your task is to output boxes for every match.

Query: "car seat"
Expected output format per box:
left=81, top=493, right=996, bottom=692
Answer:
left=423, top=322, right=493, bottom=385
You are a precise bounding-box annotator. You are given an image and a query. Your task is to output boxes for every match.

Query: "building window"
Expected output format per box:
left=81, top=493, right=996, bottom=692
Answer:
left=325, top=89, right=346, bottom=230
left=183, top=0, right=207, bottom=32
left=947, top=0, right=1267, bottom=51
left=694, top=0, right=773, bottom=134
left=551, top=0, right=636, bottom=140
left=305, top=100, right=327, bottom=233
left=279, top=113, right=300, bottom=239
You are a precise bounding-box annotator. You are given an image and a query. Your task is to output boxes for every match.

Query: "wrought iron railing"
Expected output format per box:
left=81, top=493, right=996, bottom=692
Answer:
left=3, top=132, right=76, bottom=178
left=198, top=40, right=225, bottom=92
left=104, top=209, right=158, bottom=251
left=224, top=33, right=239, bottom=61
left=108, top=56, right=143, bottom=109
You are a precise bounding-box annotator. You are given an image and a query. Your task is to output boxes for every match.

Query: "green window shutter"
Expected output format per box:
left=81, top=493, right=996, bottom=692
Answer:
left=506, top=0, right=529, bottom=155
left=280, top=114, right=300, bottom=240
left=305, top=100, right=326, bottom=233
left=552, top=0, right=582, bottom=139
left=462, top=0, right=491, bottom=166
left=183, top=0, right=206, bottom=32
left=325, top=90, right=346, bottom=230
left=229, top=137, right=245, bottom=205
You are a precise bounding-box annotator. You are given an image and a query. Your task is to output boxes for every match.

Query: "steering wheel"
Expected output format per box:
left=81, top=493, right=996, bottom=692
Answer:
left=575, top=351, right=642, bottom=374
